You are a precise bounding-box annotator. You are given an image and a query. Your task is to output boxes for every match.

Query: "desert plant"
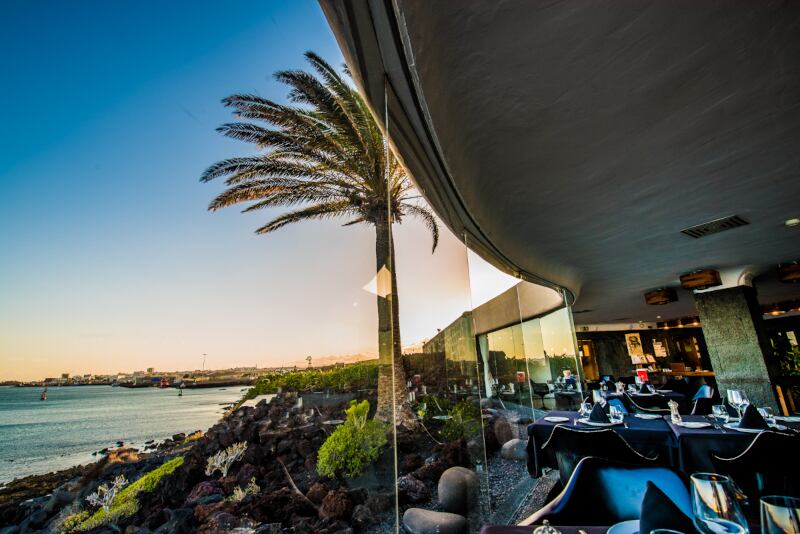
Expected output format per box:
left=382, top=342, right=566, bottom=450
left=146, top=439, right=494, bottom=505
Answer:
left=245, top=361, right=378, bottom=399
left=317, top=400, right=387, bottom=478
left=86, top=475, right=128, bottom=515
left=202, top=52, right=441, bottom=427
left=206, top=441, right=248, bottom=478
left=226, top=477, right=260, bottom=503
left=440, top=400, right=482, bottom=442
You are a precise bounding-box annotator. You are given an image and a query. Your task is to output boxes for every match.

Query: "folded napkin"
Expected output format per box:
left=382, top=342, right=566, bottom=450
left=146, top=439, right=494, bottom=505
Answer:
left=724, top=401, right=739, bottom=418
left=739, top=404, right=769, bottom=429
left=589, top=402, right=610, bottom=423
left=639, top=481, right=695, bottom=534
left=638, top=381, right=652, bottom=394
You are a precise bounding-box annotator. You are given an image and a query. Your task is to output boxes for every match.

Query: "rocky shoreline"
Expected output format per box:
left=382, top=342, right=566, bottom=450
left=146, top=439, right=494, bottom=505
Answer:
left=0, top=392, right=485, bottom=533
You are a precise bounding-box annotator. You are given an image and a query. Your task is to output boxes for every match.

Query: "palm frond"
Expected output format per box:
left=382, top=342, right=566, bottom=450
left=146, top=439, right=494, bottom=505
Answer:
left=403, top=204, right=440, bottom=252
left=255, top=201, right=355, bottom=235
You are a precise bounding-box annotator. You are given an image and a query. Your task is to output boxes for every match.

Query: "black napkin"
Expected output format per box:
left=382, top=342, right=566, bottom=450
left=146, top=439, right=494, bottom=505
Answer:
left=739, top=404, right=769, bottom=429
left=589, top=402, right=610, bottom=423
left=639, top=481, right=696, bottom=534
left=724, top=401, right=739, bottom=418
left=638, top=381, right=652, bottom=394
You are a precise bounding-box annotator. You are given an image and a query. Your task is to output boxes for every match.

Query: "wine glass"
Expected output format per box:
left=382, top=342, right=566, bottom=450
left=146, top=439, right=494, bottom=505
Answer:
left=579, top=402, right=592, bottom=418
left=760, top=496, right=800, bottom=534
left=691, top=473, right=749, bottom=534
left=712, top=404, right=730, bottom=426
left=609, top=405, right=623, bottom=423
left=727, top=390, right=744, bottom=418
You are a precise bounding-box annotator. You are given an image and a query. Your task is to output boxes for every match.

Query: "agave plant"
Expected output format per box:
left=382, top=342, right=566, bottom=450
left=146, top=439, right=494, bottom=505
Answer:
left=201, top=52, right=440, bottom=427
left=205, top=441, right=248, bottom=478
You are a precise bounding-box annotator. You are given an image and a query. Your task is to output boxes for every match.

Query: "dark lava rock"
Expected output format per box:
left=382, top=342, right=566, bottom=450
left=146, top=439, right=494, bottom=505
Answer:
left=197, top=511, right=237, bottom=534
left=397, top=474, right=430, bottom=504
left=401, top=453, right=424, bottom=473
left=153, top=507, right=194, bottom=534
left=413, top=460, right=446, bottom=482
left=306, top=482, right=330, bottom=504
left=365, top=492, right=393, bottom=513
left=403, top=508, right=468, bottom=534
left=351, top=504, right=376, bottom=529
left=194, top=501, right=227, bottom=523
left=185, top=481, right=223, bottom=506
left=172, top=433, right=186, bottom=442
left=319, top=488, right=353, bottom=520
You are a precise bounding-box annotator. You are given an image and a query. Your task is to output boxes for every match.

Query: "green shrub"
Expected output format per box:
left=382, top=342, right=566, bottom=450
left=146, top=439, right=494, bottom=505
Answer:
left=245, top=361, right=378, bottom=400
left=65, top=456, right=184, bottom=532
left=316, top=400, right=387, bottom=479
left=441, top=400, right=481, bottom=442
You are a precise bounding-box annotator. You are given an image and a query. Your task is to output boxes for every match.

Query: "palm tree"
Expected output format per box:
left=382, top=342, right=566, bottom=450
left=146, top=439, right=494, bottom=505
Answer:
left=201, top=52, right=439, bottom=428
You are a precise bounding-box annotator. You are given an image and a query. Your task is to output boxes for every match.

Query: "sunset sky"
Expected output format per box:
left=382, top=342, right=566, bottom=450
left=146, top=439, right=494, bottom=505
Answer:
left=0, top=1, right=520, bottom=381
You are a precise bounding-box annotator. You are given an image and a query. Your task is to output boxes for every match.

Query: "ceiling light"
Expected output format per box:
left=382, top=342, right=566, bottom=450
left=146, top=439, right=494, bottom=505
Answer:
left=785, top=218, right=800, bottom=227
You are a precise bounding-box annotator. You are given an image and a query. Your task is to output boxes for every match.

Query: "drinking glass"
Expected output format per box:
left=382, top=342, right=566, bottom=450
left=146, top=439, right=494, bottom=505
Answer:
left=609, top=405, right=623, bottom=423
left=760, top=496, right=800, bottom=534
left=579, top=402, right=592, bottom=417
left=691, top=473, right=749, bottom=534
left=728, top=390, right=744, bottom=418
left=757, top=407, right=776, bottom=426
left=712, top=405, right=730, bottom=425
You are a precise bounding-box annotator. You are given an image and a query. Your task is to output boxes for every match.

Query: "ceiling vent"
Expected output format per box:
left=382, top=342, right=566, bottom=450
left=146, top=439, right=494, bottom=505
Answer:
left=681, top=215, right=749, bottom=239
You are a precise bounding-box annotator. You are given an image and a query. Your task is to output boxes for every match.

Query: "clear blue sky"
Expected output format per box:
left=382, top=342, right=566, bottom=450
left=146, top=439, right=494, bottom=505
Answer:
left=0, top=1, right=514, bottom=380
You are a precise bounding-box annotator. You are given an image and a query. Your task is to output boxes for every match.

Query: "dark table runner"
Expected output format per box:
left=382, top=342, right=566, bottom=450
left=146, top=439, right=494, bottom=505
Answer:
left=526, top=411, right=675, bottom=477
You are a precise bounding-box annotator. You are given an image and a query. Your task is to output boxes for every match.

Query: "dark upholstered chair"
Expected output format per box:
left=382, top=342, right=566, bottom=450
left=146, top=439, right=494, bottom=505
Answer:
left=519, top=457, right=691, bottom=527
left=711, top=431, right=800, bottom=503
left=531, top=382, right=551, bottom=408
left=541, top=425, right=660, bottom=485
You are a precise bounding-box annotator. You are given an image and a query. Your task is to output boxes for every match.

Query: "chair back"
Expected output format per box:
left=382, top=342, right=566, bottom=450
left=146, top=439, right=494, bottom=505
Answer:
left=692, top=384, right=714, bottom=400
left=519, top=457, right=691, bottom=526
left=711, top=431, right=800, bottom=502
left=532, top=382, right=550, bottom=397
left=542, top=425, right=658, bottom=485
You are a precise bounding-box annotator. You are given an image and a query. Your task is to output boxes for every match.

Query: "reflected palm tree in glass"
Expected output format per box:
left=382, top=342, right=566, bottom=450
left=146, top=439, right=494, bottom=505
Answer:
left=691, top=473, right=749, bottom=534
left=201, top=52, right=440, bottom=427
left=760, top=496, right=800, bottom=534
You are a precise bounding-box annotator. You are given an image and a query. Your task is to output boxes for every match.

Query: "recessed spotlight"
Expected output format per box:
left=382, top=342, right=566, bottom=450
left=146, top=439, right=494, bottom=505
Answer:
left=786, top=218, right=800, bottom=227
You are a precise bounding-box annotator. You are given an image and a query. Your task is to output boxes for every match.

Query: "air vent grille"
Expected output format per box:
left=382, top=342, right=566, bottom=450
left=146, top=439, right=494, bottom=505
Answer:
left=681, top=215, right=749, bottom=239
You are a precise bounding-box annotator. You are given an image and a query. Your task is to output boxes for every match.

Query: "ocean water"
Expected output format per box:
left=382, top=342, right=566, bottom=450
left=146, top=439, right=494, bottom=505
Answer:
left=0, top=385, right=245, bottom=485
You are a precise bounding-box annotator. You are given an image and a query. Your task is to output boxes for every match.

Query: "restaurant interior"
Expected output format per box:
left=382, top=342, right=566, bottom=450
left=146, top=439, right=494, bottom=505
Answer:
left=319, top=1, right=800, bottom=533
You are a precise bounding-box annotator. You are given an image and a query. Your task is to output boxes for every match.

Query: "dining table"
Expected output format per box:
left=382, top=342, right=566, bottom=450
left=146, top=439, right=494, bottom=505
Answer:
left=527, top=410, right=800, bottom=477
left=480, top=526, right=607, bottom=534
left=526, top=410, right=675, bottom=477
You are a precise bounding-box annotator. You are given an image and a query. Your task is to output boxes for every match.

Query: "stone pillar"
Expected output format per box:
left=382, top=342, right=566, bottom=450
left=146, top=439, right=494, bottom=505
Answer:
left=693, top=286, right=778, bottom=409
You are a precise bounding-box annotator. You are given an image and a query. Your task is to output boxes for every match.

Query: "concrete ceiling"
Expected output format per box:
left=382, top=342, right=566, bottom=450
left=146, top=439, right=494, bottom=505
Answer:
left=321, top=0, right=800, bottom=323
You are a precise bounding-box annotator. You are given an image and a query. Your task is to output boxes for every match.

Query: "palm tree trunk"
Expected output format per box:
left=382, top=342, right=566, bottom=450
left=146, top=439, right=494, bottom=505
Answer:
left=374, top=216, right=416, bottom=428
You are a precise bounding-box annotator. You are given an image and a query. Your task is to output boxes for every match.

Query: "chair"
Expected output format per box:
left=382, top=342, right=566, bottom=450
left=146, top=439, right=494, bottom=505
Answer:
left=541, top=425, right=660, bottom=485
left=531, top=382, right=551, bottom=409
left=692, top=385, right=714, bottom=400
left=710, top=431, right=800, bottom=503
left=519, top=457, right=691, bottom=526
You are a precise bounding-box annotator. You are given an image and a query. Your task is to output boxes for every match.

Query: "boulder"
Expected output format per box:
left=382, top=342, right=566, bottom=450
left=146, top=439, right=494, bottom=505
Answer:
left=185, top=481, right=223, bottom=506
left=172, top=433, right=186, bottom=442
left=438, top=466, right=479, bottom=516
left=402, top=508, right=468, bottom=534
left=500, top=438, right=528, bottom=461
left=397, top=474, right=430, bottom=504
left=154, top=507, right=194, bottom=534
left=305, top=482, right=329, bottom=504
left=493, top=419, right=516, bottom=445
left=351, top=504, right=376, bottom=529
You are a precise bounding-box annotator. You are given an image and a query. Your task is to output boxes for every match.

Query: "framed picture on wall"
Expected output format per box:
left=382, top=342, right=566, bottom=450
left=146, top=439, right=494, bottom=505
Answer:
left=625, top=333, right=644, bottom=362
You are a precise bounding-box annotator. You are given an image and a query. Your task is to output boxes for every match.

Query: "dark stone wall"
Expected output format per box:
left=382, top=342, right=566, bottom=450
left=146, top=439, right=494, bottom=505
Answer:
left=694, top=286, right=778, bottom=409
left=576, top=328, right=709, bottom=379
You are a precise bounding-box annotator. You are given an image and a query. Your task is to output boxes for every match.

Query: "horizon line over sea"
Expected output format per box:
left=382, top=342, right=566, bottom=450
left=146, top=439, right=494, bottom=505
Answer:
left=0, top=385, right=244, bottom=485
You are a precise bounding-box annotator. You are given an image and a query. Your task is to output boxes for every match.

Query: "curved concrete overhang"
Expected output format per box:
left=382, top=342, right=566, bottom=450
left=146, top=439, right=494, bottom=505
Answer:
left=321, top=0, right=800, bottom=323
